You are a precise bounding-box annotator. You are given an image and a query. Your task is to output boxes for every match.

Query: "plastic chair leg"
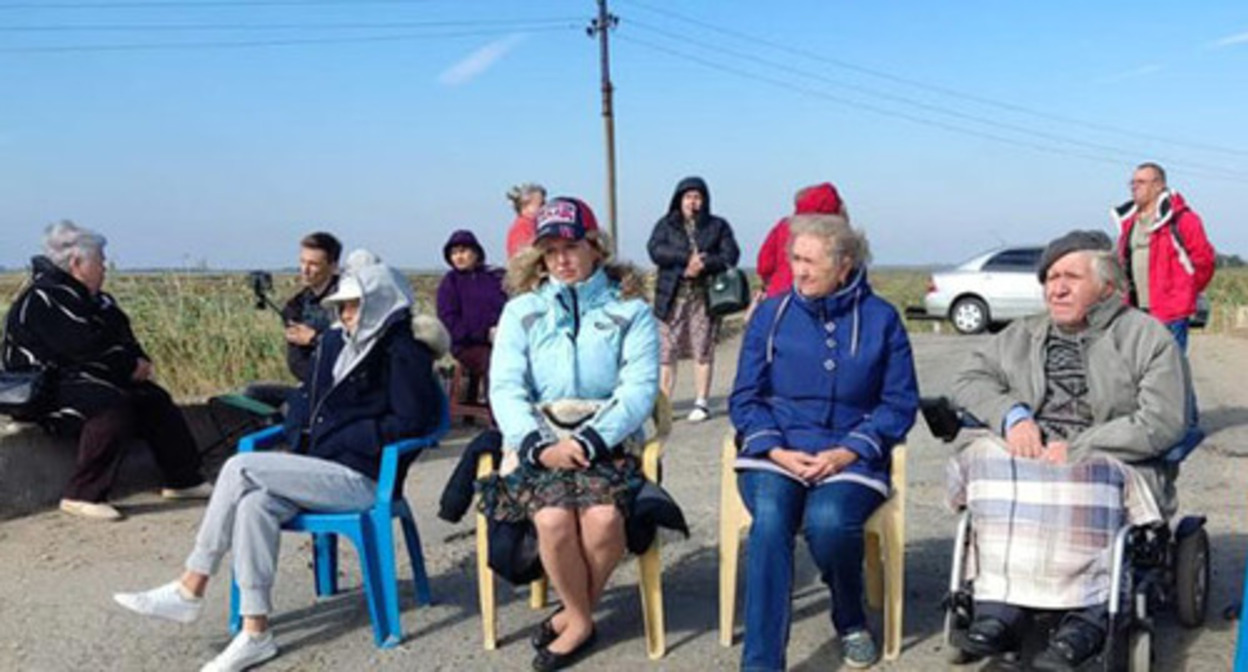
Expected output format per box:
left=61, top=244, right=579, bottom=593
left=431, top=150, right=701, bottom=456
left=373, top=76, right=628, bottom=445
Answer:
left=864, top=531, right=884, bottom=610
left=398, top=503, right=432, bottom=607
left=638, top=539, right=666, bottom=660
left=369, top=514, right=403, bottom=648
left=719, top=440, right=744, bottom=647
left=313, top=533, right=339, bottom=598
left=530, top=576, right=548, bottom=610
left=475, top=455, right=497, bottom=651
left=882, top=506, right=905, bottom=661
left=229, top=578, right=241, bottom=635
left=346, top=524, right=390, bottom=648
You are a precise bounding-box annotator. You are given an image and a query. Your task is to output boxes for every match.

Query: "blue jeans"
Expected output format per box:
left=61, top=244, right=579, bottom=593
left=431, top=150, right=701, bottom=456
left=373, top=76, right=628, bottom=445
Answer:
left=738, top=470, right=885, bottom=672
left=1166, top=318, right=1189, bottom=354
left=1166, top=318, right=1200, bottom=427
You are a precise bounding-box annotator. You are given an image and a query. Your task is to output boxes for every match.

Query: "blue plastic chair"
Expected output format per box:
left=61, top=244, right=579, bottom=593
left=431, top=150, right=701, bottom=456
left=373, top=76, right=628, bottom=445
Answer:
left=1237, top=560, right=1248, bottom=671
left=227, top=406, right=450, bottom=648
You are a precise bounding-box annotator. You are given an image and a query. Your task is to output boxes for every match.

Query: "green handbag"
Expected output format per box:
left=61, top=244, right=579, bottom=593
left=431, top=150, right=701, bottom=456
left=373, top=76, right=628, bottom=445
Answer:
left=706, top=267, right=751, bottom=317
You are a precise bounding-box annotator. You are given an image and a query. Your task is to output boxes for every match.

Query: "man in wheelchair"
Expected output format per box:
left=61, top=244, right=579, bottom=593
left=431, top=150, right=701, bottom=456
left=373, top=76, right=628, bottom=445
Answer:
left=946, top=230, right=1190, bottom=671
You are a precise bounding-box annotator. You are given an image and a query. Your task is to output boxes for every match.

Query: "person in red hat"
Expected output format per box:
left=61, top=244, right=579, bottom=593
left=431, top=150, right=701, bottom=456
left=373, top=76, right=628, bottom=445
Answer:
left=757, top=182, right=848, bottom=299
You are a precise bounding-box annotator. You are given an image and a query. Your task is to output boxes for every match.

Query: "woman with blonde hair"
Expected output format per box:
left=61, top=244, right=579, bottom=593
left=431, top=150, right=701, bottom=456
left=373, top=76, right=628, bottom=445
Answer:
left=486, top=197, right=659, bottom=670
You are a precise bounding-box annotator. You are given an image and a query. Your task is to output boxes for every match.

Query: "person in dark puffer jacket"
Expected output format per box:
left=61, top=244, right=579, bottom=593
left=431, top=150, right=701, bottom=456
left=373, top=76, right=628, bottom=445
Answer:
left=2, top=221, right=209, bottom=521
left=646, top=176, right=739, bottom=423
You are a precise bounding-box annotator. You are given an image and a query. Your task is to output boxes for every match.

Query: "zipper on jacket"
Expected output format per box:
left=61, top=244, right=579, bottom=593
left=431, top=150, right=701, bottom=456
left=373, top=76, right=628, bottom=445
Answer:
left=557, top=288, right=581, bottom=341
left=555, top=286, right=584, bottom=395
left=305, top=337, right=328, bottom=453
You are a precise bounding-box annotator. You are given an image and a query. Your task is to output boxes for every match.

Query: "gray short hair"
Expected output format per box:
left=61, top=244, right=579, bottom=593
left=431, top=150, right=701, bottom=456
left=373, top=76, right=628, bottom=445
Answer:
left=506, top=182, right=547, bottom=213
left=1086, top=249, right=1124, bottom=292
left=42, top=220, right=106, bottom=271
left=787, top=214, right=871, bottom=268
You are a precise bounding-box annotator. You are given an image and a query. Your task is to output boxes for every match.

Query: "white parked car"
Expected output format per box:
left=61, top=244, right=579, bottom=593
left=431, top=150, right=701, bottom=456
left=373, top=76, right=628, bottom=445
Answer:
left=907, top=246, right=1046, bottom=334
left=905, top=245, right=1210, bottom=334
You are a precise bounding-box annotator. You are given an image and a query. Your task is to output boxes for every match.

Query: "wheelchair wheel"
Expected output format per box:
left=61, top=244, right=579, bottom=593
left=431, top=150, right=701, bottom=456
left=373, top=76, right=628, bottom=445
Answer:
left=1174, top=527, right=1210, bottom=627
left=1128, top=628, right=1151, bottom=671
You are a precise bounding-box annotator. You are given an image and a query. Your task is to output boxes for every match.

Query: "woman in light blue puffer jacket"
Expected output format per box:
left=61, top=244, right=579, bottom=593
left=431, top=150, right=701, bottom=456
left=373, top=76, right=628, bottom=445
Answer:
left=487, top=197, right=659, bottom=671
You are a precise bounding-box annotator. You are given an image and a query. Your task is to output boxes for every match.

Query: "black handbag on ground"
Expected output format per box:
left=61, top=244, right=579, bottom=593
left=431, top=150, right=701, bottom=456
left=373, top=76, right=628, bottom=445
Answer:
left=0, top=369, right=52, bottom=418
left=706, top=267, right=751, bottom=317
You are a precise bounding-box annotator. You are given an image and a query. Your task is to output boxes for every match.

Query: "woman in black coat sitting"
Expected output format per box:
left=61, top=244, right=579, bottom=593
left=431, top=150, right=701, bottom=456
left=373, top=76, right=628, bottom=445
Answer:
left=2, top=221, right=209, bottom=521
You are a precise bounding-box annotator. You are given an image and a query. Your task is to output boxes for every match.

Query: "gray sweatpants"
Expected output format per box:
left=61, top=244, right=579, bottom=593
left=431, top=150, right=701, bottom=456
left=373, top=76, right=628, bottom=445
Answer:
left=185, top=452, right=377, bottom=616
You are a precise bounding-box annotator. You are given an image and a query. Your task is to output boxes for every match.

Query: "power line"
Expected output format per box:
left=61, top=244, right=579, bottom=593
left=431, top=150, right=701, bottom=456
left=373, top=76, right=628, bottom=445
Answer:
left=626, top=19, right=1248, bottom=181
left=0, top=18, right=581, bottom=32
left=0, top=24, right=574, bottom=53
left=615, top=34, right=1248, bottom=184
left=618, top=0, right=1248, bottom=159
left=0, top=0, right=443, bottom=8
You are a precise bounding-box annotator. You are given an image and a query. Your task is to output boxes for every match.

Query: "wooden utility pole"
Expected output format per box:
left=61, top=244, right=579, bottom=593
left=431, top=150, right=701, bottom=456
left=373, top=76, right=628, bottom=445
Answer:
left=590, top=0, right=619, bottom=256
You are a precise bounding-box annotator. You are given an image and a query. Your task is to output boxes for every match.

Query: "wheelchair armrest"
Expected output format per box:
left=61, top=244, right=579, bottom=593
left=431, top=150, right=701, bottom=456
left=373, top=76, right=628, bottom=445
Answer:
left=920, top=396, right=964, bottom=443
left=1163, top=426, right=1205, bottom=464
left=237, top=425, right=286, bottom=454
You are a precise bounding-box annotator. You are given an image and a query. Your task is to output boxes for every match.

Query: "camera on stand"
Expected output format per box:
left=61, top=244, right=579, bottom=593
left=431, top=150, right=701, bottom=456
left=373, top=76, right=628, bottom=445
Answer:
left=247, top=270, right=284, bottom=317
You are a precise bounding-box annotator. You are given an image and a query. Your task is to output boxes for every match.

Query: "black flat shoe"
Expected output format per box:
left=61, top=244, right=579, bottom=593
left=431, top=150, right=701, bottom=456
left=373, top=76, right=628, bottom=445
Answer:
left=961, top=616, right=1018, bottom=658
left=532, top=628, right=597, bottom=672
left=1032, top=618, right=1105, bottom=672
left=530, top=606, right=565, bottom=651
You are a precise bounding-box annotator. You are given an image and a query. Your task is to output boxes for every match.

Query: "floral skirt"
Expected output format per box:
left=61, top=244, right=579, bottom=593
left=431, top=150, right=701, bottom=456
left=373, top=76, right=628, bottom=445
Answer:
left=479, top=456, right=643, bottom=523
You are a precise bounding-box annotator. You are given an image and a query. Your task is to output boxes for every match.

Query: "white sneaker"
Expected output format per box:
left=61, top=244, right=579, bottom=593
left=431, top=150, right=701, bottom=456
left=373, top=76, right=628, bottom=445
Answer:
left=200, top=631, right=278, bottom=672
left=60, top=498, right=123, bottom=521
left=686, top=404, right=710, bottom=423
left=161, top=482, right=213, bottom=500
left=113, top=581, right=203, bottom=624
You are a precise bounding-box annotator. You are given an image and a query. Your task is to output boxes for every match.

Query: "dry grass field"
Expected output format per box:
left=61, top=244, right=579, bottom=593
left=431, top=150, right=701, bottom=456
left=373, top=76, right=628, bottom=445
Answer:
left=1, top=267, right=1245, bottom=400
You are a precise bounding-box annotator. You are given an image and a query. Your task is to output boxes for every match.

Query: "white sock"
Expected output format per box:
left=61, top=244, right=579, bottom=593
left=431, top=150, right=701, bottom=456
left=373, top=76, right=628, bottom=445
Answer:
left=177, top=583, right=202, bottom=603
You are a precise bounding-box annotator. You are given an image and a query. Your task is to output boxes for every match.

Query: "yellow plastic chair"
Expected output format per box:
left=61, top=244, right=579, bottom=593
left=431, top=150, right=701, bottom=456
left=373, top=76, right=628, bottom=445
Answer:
left=718, top=434, right=907, bottom=661
left=475, top=395, right=672, bottom=660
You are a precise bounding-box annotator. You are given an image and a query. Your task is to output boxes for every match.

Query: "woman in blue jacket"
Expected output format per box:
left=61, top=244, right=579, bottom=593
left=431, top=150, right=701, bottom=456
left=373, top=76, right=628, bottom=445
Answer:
left=487, top=197, right=659, bottom=671
left=729, top=215, right=918, bottom=670
left=114, top=259, right=443, bottom=672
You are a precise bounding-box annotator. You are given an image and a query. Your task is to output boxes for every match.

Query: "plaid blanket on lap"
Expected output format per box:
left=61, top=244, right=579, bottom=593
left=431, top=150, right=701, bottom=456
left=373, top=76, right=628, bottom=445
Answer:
left=947, top=436, right=1162, bottom=610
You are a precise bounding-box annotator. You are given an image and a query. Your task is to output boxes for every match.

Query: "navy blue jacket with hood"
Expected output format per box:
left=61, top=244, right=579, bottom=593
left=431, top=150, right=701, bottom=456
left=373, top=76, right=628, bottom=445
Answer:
left=729, top=269, right=919, bottom=496
left=284, top=264, right=443, bottom=484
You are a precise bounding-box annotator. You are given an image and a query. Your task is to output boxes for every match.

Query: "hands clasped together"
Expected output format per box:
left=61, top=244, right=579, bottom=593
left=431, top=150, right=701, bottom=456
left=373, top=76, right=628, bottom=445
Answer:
left=769, top=447, right=858, bottom=483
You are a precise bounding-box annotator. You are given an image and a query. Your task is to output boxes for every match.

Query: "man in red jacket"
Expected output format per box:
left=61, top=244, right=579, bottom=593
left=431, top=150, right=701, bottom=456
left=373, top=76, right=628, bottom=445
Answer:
left=1113, top=162, right=1215, bottom=353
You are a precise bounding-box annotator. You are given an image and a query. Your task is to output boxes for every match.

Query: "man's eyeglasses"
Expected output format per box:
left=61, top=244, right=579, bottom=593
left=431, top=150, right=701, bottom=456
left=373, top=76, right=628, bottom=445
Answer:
left=1130, top=179, right=1157, bottom=187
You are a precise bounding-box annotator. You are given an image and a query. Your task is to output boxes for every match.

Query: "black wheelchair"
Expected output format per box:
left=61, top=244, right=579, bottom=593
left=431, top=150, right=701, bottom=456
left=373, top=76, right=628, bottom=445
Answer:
left=922, top=397, right=1210, bottom=671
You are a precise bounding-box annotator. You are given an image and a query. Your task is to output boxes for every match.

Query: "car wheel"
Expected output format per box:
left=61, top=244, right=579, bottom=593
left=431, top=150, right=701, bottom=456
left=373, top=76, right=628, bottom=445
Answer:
left=950, top=297, right=989, bottom=335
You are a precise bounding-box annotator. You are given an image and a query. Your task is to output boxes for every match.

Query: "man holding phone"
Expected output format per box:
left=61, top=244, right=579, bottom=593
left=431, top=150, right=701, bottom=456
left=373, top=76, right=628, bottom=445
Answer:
left=280, top=232, right=341, bottom=383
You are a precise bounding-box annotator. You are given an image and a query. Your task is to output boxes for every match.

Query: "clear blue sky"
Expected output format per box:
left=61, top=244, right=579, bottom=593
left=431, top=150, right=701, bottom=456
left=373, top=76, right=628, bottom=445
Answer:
left=2, top=0, right=1246, bottom=271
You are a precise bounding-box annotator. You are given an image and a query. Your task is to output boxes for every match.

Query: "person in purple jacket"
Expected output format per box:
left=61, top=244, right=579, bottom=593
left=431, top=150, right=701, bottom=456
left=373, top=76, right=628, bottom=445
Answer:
left=437, top=229, right=508, bottom=405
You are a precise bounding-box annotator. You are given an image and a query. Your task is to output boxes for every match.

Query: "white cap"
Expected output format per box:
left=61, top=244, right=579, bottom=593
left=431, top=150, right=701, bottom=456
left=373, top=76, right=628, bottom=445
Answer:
left=322, top=274, right=363, bottom=305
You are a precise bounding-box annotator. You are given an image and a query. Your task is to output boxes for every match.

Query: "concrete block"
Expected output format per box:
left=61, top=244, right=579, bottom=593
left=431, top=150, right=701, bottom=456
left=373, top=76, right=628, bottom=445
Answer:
left=0, top=403, right=253, bottom=520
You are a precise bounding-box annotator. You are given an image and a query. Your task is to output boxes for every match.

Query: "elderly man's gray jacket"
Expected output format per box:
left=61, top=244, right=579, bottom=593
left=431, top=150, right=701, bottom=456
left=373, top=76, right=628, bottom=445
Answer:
left=952, top=297, right=1187, bottom=515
